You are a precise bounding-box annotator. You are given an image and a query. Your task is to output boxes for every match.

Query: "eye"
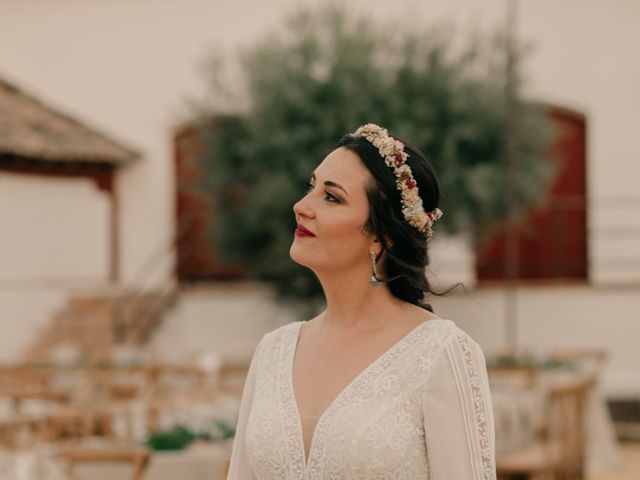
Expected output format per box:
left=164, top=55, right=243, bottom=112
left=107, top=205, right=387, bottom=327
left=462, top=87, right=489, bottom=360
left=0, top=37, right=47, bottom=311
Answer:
left=304, top=182, right=340, bottom=203
left=324, top=191, right=339, bottom=203
left=304, top=182, right=314, bottom=194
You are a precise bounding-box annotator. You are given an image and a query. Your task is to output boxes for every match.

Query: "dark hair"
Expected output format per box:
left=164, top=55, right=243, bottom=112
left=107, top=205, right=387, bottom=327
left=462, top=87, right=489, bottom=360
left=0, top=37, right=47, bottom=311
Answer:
left=336, top=133, right=442, bottom=312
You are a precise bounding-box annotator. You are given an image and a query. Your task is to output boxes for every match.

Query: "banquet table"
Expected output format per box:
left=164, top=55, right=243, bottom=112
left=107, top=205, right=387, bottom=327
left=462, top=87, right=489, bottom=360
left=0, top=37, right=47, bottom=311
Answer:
left=490, top=366, right=620, bottom=475
left=74, top=444, right=229, bottom=480
left=0, top=442, right=230, bottom=480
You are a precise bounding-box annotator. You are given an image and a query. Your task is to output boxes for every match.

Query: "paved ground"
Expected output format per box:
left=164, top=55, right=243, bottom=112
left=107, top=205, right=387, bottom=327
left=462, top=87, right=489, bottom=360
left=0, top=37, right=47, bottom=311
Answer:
left=591, top=442, right=640, bottom=480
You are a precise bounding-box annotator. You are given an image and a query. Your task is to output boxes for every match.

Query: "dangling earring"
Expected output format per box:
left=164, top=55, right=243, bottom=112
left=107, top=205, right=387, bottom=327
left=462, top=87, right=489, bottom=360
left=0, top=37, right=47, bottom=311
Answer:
left=369, top=250, right=384, bottom=287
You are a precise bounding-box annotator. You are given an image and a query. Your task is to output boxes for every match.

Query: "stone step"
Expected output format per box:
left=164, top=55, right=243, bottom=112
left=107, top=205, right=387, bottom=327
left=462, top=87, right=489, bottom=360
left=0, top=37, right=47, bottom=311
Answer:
left=23, top=288, right=176, bottom=362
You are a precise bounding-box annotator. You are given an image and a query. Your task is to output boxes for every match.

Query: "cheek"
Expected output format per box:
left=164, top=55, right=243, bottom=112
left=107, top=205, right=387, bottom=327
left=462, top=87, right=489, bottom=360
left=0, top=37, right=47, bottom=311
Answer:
left=324, top=218, right=361, bottom=238
left=317, top=211, right=366, bottom=240
left=320, top=218, right=371, bottom=258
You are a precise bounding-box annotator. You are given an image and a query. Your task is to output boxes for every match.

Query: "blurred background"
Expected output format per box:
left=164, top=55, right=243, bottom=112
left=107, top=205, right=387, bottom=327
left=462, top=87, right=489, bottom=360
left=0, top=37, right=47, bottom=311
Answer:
left=0, top=0, right=638, bottom=478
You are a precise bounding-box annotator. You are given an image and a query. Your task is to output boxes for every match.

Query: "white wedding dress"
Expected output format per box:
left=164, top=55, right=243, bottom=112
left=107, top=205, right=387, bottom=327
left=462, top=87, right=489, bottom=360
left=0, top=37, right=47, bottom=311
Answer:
left=227, top=319, right=496, bottom=479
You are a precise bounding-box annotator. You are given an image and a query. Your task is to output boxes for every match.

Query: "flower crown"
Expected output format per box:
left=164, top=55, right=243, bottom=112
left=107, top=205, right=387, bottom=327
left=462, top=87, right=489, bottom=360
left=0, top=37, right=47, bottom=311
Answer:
left=352, top=123, right=443, bottom=239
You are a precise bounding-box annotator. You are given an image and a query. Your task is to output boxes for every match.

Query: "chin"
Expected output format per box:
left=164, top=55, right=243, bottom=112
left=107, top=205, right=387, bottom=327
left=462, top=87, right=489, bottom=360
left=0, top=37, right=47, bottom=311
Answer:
left=289, top=242, right=306, bottom=266
left=289, top=241, right=316, bottom=269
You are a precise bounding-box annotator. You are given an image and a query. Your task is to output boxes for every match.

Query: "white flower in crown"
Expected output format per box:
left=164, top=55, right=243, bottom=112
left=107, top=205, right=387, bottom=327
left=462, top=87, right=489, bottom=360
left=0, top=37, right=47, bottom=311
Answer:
left=379, top=141, right=396, bottom=157
left=352, top=123, right=443, bottom=239
left=403, top=192, right=422, bottom=209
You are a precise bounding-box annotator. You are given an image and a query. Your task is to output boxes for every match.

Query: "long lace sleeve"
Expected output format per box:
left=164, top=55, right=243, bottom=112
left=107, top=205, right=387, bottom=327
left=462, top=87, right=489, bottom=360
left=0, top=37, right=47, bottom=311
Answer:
left=226, top=337, right=264, bottom=480
left=423, top=331, right=496, bottom=480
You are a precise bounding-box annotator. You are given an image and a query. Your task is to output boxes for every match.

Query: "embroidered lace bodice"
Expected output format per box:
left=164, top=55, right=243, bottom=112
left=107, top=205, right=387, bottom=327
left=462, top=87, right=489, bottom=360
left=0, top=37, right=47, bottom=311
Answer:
left=227, top=319, right=496, bottom=479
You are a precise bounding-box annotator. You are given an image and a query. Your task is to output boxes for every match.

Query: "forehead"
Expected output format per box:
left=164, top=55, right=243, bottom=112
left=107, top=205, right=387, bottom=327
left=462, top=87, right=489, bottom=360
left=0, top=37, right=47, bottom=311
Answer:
left=314, top=147, right=371, bottom=193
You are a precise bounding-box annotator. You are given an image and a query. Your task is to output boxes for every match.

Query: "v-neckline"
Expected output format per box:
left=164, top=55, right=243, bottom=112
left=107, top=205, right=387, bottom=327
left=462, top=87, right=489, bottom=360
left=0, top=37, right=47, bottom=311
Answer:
left=288, top=318, right=441, bottom=471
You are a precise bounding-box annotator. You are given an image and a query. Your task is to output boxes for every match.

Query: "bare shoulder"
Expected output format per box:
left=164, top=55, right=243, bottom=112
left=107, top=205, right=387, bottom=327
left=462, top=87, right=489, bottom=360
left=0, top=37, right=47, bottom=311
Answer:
left=402, top=304, right=441, bottom=327
left=297, top=314, right=322, bottom=340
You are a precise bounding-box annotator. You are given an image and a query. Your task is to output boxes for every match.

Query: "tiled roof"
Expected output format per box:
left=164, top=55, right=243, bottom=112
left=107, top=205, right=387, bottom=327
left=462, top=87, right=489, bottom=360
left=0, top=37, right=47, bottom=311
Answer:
left=0, top=77, right=140, bottom=165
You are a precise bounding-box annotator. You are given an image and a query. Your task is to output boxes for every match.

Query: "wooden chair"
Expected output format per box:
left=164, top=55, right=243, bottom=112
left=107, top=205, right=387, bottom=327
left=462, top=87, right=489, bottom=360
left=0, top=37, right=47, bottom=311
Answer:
left=0, top=367, right=49, bottom=395
left=218, top=362, right=250, bottom=396
left=11, top=388, right=71, bottom=414
left=488, top=364, right=539, bottom=391
left=156, top=364, right=209, bottom=397
left=218, top=457, right=231, bottom=479
left=496, top=376, right=595, bottom=480
left=548, top=348, right=607, bottom=363
left=0, top=414, right=49, bottom=448
left=58, top=445, right=150, bottom=480
left=547, top=377, right=595, bottom=479
left=46, top=407, right=114, bottom=441
left=87, top=366, right=149, bottom=403
left=548, top=349, right=608, bottom=376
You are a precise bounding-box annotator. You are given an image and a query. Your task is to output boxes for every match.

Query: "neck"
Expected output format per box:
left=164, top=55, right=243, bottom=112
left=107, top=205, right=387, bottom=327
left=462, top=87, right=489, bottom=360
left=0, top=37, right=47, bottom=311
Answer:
left=313, top=264, right=404, bottom=333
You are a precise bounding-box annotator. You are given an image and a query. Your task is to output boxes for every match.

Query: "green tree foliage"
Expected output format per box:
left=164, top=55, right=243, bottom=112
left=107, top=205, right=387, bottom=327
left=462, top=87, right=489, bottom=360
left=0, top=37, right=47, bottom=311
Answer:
left=197, top=6, right=554, bottom=308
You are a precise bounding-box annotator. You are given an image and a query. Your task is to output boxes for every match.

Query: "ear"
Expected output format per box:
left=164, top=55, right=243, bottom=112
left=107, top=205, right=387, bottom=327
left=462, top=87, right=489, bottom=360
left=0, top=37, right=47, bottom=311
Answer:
left=379, top=235, right=395, bottom=248
left=370, top=236, right=392, bottom=257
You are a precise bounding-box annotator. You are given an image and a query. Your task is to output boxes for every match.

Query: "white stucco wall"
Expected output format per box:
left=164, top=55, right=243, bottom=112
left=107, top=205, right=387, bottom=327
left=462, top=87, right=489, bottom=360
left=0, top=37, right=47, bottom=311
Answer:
left=0, top=172, right=111, bottom=361
left=149, top=284, right=298, bottom=360
left=0, top=289, right=68, bottom=362
left=432, top=285, right=640, bottom=396
left=0, top=172, right=109, bottom=281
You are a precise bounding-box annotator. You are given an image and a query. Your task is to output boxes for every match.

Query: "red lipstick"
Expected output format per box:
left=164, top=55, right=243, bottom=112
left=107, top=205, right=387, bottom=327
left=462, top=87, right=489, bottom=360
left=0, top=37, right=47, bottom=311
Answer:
left=295, top=224, right=316, bottom=237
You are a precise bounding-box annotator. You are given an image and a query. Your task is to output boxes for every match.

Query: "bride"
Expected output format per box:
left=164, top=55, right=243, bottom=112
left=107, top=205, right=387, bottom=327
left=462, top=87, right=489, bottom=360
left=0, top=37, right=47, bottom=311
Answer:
left=227, top=124, right=496, bottom=479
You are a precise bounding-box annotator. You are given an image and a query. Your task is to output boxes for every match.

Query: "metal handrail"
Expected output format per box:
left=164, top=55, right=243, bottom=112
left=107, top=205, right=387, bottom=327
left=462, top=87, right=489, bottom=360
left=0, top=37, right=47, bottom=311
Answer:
left=111, top=211, right=201, bottom=344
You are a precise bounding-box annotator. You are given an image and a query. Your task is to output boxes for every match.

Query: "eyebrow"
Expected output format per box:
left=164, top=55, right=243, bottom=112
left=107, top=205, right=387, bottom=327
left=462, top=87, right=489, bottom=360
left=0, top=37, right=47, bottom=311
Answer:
left=311, top=172, right=350, bottom=197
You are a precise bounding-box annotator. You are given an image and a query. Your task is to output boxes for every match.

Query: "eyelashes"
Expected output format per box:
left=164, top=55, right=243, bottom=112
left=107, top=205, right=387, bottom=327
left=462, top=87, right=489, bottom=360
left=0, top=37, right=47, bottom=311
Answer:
left=304, top=182, right=340, bottom=203
left=304, top=182, right=313, bottom=194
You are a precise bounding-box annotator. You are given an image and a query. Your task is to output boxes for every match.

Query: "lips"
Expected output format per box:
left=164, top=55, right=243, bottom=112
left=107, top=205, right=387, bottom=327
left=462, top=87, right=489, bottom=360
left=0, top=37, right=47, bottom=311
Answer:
left=295, top=224, right=316, bottom=237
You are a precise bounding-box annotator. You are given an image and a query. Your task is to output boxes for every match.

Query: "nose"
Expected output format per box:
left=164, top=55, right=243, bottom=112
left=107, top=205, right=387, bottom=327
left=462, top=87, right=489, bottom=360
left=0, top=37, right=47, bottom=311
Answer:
left=293, top=193, right=314, bottom=221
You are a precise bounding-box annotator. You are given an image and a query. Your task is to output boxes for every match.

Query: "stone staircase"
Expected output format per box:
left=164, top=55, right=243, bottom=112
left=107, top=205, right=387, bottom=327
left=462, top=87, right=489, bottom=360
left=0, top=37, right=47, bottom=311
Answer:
left=24, top=289, right=177, bottom=362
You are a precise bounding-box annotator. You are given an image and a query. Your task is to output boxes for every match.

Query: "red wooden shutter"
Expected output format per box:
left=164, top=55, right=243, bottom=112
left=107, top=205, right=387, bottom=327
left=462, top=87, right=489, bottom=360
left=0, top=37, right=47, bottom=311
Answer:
left=174, top=123, right=247, bottom=281
left=476, top=106, right=588, bottom=282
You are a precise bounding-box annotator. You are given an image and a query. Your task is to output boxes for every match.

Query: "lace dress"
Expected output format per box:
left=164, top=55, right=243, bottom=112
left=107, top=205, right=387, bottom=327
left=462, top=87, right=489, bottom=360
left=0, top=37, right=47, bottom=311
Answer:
left=227, top=319, right=496, bottom=479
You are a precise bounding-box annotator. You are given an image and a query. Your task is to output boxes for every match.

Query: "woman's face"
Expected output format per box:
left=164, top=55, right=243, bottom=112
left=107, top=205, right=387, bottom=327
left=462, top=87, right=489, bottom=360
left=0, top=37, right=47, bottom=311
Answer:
left=290, top=147, right=376, bottom=275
